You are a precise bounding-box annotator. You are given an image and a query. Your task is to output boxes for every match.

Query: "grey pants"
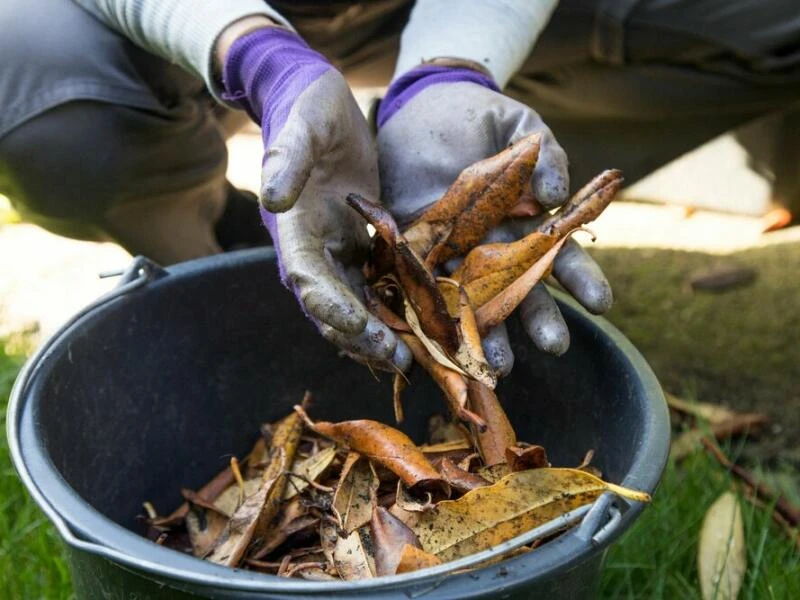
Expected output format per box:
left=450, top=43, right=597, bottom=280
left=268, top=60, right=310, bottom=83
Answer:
left=1, top=0, right=799, bottom=264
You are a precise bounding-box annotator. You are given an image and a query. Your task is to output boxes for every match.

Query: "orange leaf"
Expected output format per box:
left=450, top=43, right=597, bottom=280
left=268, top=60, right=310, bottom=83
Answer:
left=371, top=506, right=421, bottom=576
left=395, top=544, right=443, bottom=574
left=467, top=380, right=517, bottom=467
left=406, top=133, right=541, bottom=263
left=296, top=406, right=447, bottom=497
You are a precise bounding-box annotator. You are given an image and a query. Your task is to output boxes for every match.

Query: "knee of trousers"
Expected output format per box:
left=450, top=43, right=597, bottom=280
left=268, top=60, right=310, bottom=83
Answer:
left=0, top=100, right=228, bottom=238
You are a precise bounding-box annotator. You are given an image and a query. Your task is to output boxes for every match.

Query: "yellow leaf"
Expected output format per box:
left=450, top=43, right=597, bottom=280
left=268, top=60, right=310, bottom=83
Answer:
left=412, top=468, right=650, bottom=562
left=698, top=491, right=746, bottom=600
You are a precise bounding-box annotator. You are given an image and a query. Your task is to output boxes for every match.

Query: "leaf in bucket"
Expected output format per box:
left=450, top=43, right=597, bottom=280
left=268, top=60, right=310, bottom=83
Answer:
left=323, top=523, right=376, bottom=581
left=395, top=544, right=443, bottom=574
left=333, top=452, right=380, bottom=534
left=371, top=506, right=422, bottom=576
left=399, top=333, right=486, bottom=431
left=207, top=409, right=304, bottom=566
left=404, top=133, right=541, bottom=263
left=698, top=491, right=746, bottom=600
left=439, top=457, right=491, bottom=493
left=467, top=380, right=516, bottom=467
left=412, top=468, right=650, bottom=561
left=297, top=406, right=448, bottom=497
left=347, top=193, right=460, bottom=355
left=506, top=445, right=550, bottom=471
left=186, top=502, right=229, bottom=557
left=284, top=446, right=337, bottom=499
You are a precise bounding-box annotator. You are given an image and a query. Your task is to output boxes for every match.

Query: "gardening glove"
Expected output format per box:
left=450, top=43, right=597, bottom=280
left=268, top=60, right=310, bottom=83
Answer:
left=377, top=1, right=611, bottom=374
left=223, top=27, right=410, bottom=371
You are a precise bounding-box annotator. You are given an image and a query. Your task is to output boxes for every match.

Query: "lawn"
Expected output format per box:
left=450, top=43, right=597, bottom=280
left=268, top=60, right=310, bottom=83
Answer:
left=1, top=340, right=798, bottom=599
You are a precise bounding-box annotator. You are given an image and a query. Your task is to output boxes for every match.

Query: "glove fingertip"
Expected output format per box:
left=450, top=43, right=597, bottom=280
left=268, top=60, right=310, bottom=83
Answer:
left=533, top=323, right=570, bottom=356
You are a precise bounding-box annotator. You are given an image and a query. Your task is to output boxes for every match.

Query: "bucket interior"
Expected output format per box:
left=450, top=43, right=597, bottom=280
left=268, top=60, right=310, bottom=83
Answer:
left=25, top=251, right=657, bottom=541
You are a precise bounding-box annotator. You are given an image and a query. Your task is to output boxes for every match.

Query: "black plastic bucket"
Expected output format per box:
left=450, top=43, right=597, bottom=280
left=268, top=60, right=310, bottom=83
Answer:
left=8, top=249, right=669, bottom=599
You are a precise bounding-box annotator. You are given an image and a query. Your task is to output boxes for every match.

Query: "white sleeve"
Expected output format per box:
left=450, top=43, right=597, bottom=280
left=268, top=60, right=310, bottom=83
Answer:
left=393, top=0, right=559, bottom=88
left=73, top=0, right=293, bottom=96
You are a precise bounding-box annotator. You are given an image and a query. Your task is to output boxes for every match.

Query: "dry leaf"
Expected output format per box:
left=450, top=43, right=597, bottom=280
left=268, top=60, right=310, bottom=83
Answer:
left=412, top=468, right=649, bottom=561
left=332, top=452, right=380, bottom=534
left=150, top=463, right=236, bottom=528
left=400, top=334, right=486, bottom=430
left=251, top=497, right=307, bottom=560
left=405, top=133, right=541, bottom=263
left=539, top=169, right=623, bottom=239
left=395, top=543, right=443, bottom=574
left=371, top=506, right=422, bottom=576
left=468, top=380, right=516, bottom=467
left=395, top=481, right=436, bottom=513
left=475, top=230, right=581, bottom=335
left=452, top=284, right=496, bottom=388
left=186, top=503, right=229, bottom=557
left=506, top=445, right=550, bottom=471
left=439, top=457, right=491, bottom=493
left=347, top=194, right=460, bottom=355
left=666, top=393, right=740, bottom=425
left=208, top=409, right=304, bottom=566
left=476, top=463, right=512, bottom=484
left=211, top=479, right=262, bottom=518
left=298, top=407, right=447, bottom=497
left=331, top=527, right=376, bottom=580
left=393, top=373, right=407, bottom=424
left=698, top=491, right=746, bottom=600
left=284, top=446, right=337, bottom=499
left=427, top=416, right=471, bottom=445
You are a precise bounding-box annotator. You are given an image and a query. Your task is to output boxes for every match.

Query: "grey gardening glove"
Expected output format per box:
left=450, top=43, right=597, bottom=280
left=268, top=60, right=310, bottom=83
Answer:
left=377, top=66, right=612, bottom=374
left=223, top=27, right=411, bottom=371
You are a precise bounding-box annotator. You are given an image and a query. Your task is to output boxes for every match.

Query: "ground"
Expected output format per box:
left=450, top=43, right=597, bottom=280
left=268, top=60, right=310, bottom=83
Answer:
left=1, top=128, right=798, bottom=597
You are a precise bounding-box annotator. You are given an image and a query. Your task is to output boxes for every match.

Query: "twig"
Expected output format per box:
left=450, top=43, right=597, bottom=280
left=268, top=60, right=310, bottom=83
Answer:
left=701, top=438, right=799, bottom=527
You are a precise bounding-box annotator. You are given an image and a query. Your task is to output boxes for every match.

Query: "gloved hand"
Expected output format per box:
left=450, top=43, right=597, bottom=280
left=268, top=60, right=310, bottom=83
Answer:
left=222, top=27, right=410, bottom=371
left=377, top=64, right=613, bottom=374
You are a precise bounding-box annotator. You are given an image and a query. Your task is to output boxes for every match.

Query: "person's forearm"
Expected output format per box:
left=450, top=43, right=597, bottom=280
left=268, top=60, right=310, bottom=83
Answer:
left=393, top=0, right=559, bottom=88
left=72, top=0, right=291, bottom=99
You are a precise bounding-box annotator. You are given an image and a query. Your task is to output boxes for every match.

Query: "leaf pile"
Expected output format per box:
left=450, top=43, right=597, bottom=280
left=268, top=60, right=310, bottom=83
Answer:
left=142, top=396, right=648, bottom=580
left=140, top=135, right=646, bottom=579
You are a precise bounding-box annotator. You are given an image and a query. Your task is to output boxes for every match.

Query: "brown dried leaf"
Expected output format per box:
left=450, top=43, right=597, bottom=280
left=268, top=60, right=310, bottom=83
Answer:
left=476, top=463, right=512, bottom=483
left=698, top=491, right=746, bottom=600
left=539, top=169, right=622, bottom=239
left=371, top=506, right=422, bottom=577
left=395, top=481, right=436, bottom=513
left=298, top=408, right=447, bottom=497
left=505, top=445, right=550, bottom=471
left=332, top=452, right=380, bottom=535
left=347, top=194, right=460, bottom=355
left=475, top=231, right=581, bottom=335
left=364, top=286, right=412, bottom=333
left=406, top=133, right=541, bottom=263
left=439, top=457, right=491, bottom=494
left=395, top=544, right=443, bottom=574
left=150, top=463, right=236, bottom=528
left=207, top=409, right=304, bottom=566
left=393, top=373, right=407, bottom=424
left=412, top=468, right=650, bottom=562
left=400, top=334, right=486, bottom=431
left=332, top=527, right=376, bottom=580
left=467, top=380, right=516, bottom=467
left=452, top=284, right=496, bottom=388
left=186, top=503, right=229, bottom=557
left=251, top=497, right=307, bottom=560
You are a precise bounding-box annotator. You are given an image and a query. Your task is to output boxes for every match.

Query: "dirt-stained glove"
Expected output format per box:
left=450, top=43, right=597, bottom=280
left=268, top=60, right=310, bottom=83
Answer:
left=377, top=64, right=612, bottom=374
left=223, top=27, right=410, bottom=371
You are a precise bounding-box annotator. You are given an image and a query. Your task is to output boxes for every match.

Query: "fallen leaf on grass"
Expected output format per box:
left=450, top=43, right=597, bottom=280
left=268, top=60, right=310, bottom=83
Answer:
left=698, top=491, right=746, bottom=600
left=333, top=452, right=380, bottom=534
left=412, top=468, right=649, bottom=561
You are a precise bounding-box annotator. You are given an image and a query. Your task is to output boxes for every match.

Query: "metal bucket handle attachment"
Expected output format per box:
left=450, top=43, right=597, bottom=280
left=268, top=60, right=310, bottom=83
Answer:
left=7, top=254, right=634, bottom=585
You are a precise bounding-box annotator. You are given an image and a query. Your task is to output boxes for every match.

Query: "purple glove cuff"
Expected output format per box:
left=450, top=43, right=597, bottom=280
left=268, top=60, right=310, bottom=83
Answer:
left=222, top=27, right=331, bottom=148
left=377, top=65, right=499, bottom=128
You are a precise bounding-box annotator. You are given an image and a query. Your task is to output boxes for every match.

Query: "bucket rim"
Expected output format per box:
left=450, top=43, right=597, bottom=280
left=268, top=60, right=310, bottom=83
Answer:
left=7, top=249, right=670, bottom=595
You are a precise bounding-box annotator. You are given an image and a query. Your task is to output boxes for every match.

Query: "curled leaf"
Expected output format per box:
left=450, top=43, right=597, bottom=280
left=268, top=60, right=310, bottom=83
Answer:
left=468, top=380, right=516, bottom=467
left=400, top=334, right=486, bottom=431
left=347, top=193, right=460, bottom=355
left=439, top=457, right=491, bottom=493
left=539, top=169, right=622, bottom=239
left=506, top=445, right=550, bottom=471
left=297, top=406, right=447, bottom=497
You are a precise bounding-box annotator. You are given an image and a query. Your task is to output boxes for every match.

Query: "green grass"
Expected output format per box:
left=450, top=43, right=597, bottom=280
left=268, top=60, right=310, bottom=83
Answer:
left=1, top=343, right=797, bottom=599
left=0, top=344, right=72, bottom=599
